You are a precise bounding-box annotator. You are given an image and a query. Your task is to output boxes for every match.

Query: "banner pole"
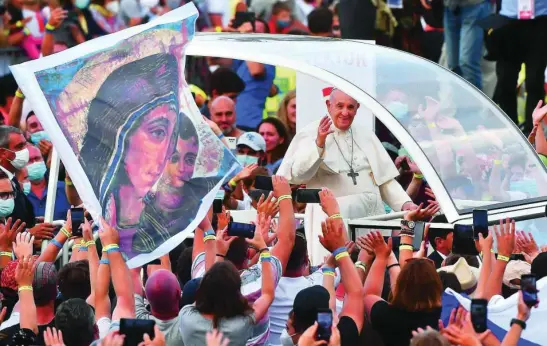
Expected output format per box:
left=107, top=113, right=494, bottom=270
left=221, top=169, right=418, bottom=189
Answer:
left=41, top=148, right=60, bottom=254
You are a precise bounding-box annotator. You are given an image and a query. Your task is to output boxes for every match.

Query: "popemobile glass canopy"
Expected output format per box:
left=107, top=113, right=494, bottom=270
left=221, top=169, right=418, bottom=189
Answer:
left=187, top=33, right=547, bottom=241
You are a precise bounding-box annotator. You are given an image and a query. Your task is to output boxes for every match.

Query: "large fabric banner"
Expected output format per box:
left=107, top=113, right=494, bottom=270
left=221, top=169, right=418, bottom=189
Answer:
left=10, top=3, right=239, bottom=267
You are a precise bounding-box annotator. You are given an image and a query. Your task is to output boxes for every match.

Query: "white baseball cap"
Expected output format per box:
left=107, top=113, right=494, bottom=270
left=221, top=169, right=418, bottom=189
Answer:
left=236, top=132, right=266, bottom=152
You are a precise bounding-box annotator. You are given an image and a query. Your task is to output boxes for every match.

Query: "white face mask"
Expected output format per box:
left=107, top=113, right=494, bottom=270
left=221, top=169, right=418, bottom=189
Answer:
left=140, top=0, right=159, bottom=8
left=9, top=148, right=29, bottom=170
left=105, top=1, right=120, bottom=14
left=280, top=329, right=296, bottom=346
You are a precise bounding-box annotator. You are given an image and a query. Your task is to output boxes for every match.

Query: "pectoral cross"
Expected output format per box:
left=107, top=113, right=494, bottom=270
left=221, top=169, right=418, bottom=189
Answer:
left=347, top=168, right=359, bottom=185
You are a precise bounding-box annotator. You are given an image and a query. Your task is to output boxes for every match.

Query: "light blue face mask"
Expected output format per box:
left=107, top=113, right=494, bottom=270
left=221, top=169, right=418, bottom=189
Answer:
left=237, top=155, right=258, bottom=167
left=509, top=179, right=538, bottom=197
left=23, top=182, right=31, bottom=195
left=74, top=0, right=90, bottom=9
left=386, top=101, right=409, bottom=120
left=27, top=161, right=47, bottom=182
left=0, top=198, right=15, bottom=218
left=30, top=131, right=50, bottom=145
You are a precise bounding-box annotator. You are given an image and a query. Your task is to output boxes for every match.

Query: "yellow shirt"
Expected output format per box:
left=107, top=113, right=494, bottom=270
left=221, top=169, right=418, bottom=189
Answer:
left=263, top=66, right=296, bottom=118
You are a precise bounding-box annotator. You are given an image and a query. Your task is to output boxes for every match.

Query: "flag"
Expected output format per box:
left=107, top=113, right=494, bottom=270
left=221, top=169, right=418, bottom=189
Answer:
left=10, top=3, right=240, bottom=267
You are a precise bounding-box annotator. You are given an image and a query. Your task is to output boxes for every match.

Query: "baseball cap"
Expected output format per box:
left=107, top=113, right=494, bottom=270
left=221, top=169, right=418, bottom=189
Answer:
left=503, top=260, right=531, bottom=289
left=292, top=285, right=330, bottom=330
left=33, top=262, right=58, bottom=305
left=236, top=132, right=266, bottom=152
left=181, top=277, right=202, bottom=307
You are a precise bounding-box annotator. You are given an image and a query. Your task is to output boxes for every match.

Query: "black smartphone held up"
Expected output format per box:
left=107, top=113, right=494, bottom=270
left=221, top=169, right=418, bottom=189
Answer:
left=227, top=222, right=256, bottom=238
left=521, top=274, right=538, bottom=307
left=316, top=309, right=333, bottom=342
left=412, top=221, right=425, bottom=251
left=470, top=299, right=488, bottom=333
left=213, top=189, right=225, bottom=214
left=233, top=11, right=256, bottom=30
left=71, top=207, right=85, bottom=237
left=120, top=318, right=155, bottom=346
left=295, top=189, right=321, bottom=204
left=249, top=189, right=270, bottom=202
left=473, top=209, right=488, bottom=240
left=255, top=175, right=273, bottom=191
left=452, top=224, right=479, bottom=256
left=400, top=159, right=410, bottom=171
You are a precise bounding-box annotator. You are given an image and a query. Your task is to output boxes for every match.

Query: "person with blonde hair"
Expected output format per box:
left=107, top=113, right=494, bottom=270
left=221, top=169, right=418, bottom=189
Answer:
left=276, top=90, right=296, bottom=139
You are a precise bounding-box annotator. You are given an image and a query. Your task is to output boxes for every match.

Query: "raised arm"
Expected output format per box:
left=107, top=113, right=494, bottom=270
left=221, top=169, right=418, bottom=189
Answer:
left=270, top=176, right=295, bottom=273
left=8, top=89, right=24, bottom=128
left=37, top=210, right=72, bottom=263
left=501, top=292, right=535, bottom=346
left=94, top=251, right=112, bottom=321
left=484, top=219, right=515, bottom=301
left=362, top=232, right=391, bottom=298
left=15, top=256, right=38, bottom=334
left=83, top=218, right=99, bottom=307
left=99, top=218, right=135, bottom=320
left=0, top=218, right=26, bottom=268
left=474, top=230, right=494, bottom=299
left=41, top=8, right=67, bottom=57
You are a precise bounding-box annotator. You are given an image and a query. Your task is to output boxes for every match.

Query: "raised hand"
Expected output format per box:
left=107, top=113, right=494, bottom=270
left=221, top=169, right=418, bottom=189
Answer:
left=39, top=140, right=53, bottom=159
left=236, top=163, right=259, bottom=181
left=418, top=96, right=440, bottom=122
left=494, top=218, right=515, bottom=257
left=215, top=228, right=236, bottom=256
left=272, top=176, right=291, bottom=199
left=98, top=218, right=120, bottom=246
left=516, top=231, right=539, bottom=260
left=13, top=232, right=34, bottom=259
left=206, top=329, right=230, bottom=346
left=319, top=188, right=340, bottom=217
left=15, top=255, right=36, bottom=287
left=256, top=213, right=276, bottom=246
left=216, top=209, right=231, bottom=232
left=44, top=327, right=64, bottom=346
left=316, top=115, right=334, bottom=149
left=319, top=218, right=347, bottom=253
left=478, top=230, right=493, bottom=254
left=404, top=203, right=440, bottom=221
left=82, top=216, right=93, bottom=243
left=245, top=217, right=268, bottom=250
left=532, top=100, right=547, bottom=126
left=47, top=8, right=67, bottom=29
left=257, top=192, right=279, bottom=218
left=367, top=231, right=392, bottom=260
left=0, top=217, right=26, bottom=251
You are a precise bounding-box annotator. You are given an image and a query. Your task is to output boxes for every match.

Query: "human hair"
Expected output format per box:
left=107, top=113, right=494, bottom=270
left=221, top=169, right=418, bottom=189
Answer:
left=257, top=117, right=290, bottom=164
left=33, top=262, right=58, bottom=306
left=226, top=237, right=249, bottom=269
left=57, top=260, right=91, bottom=300
left=444, top=254, right=480, bottom=268
left=272, top=1, right=291, bottom=15
left=286, top=230, right=308, bottom=272
left=307, top=8, right=333, bottom=34
left=55, top=298, right=96, bottom=346
left=209, top=67, right=245, bottom=96
left=0, top=169, right=9, bottom=180
left=79, top=53, right=180, bottom=207
left=438, top=271, right=462, bottom=293
left=176, top=246, right=194, bottom=287
left=410, top=329, right=450, bottom=346
left=276, top=90, right=296, bottom=137
left=195, top=261, right=252, bottom=328
left=0, top=125, right=23, bottom=149
left=390, top=259, right=442, bottom=311
left=427, top=228, right=452, bottom=250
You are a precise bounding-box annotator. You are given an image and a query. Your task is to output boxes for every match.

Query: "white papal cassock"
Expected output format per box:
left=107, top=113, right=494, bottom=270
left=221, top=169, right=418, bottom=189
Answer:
left=277, top=119, right=412, bottom=264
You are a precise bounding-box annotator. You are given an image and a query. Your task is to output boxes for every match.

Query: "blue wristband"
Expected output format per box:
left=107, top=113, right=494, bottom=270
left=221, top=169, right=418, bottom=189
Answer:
left=99, top=259, right=110, bottom=265
left=79, top=246, right=88, bottom=252
left=105, top=248, right=120, bottom=254
left=260, top=257, right=272, bottom=263
left=218, top=133, right=225, bottom=140
left=50, top=239, right=63, bottom=249
left=322, top=267, right=335, bottom=273
left=332, top=247, right=347, bottom=257
left=204, top=230, right=216, bottom=237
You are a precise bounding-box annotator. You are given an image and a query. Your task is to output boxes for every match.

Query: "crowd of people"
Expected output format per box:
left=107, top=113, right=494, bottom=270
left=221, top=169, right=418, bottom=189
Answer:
left=0, top=0, right=546, bottom=345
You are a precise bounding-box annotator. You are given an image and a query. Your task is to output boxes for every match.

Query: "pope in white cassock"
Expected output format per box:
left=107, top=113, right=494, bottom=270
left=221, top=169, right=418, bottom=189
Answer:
left=278, top=89, right=417, bottom=264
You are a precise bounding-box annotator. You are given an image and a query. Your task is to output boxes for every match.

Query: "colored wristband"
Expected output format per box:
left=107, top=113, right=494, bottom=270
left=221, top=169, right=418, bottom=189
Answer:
left=399, top=245, right=414, bottom=251
left=16, top=21, right=23, bottom=28
left=217, top=133, right=225, bottom=139
left=45, top=23, right=56, bottom=32
left=260, top=256, right=272, bottom=262
left=334, top=251, right=349, bottom=261
left=387, top=263, right=400, bottom=270
left=18, top=285, right=33, bottom=292
left=427, top=122, right=436, bottom=128
left=493, top=159, right=502, bottom=165
left=50, top=239, right=63, bottom=249
left=23, top=27, right=30, bottom=35
left=332, top=247, right=347, bottom=257
left=215, top=26, right=222, bottom=32
left=86, top=240, right=96, bottom=247
left=99, top=259, right=110, bottom=265
left=413, top=173, right=424, bottom=179
left=60, top=227, right=71, bottom=238
left=497, top=255, right=510, bottom=262
left=277, top=195, right=292, bottom=203
left=79, top=246, right=88, bottom=252
left=258, top=247, right=269, bottom=253
left=203, top=235, right=216, bottom=242
left=204, top=230, right=216, bottom=237
left=0, top=251, right=12, bottom=257
left=259, top=251, right=271, bottom=258
left=65, top=179, right=73, bottom=186
left=355, top=261, right=367, bottom=272
left=103, top=244, right=120, bottom=253
left=72, top=244, right=81, bottom=250
left=329, top=213, right=342, bottom=219
left=216, top=254, right=226, bottom=258
left=228, top=179, right=237, bottom=188
left=322, top=267, right=336, bottom=276
left=15, top=90, right=24, bottom=99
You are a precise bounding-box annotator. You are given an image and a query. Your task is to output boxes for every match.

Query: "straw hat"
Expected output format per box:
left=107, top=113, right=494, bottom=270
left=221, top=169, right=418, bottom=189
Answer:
left=438, top=257, right=480, bottom=293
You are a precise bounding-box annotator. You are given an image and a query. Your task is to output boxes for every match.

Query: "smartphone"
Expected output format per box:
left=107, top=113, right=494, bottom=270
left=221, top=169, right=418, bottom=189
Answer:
left=295, top=189, right=321, bottom=204
left=255, top=175, right=273, bottom=191
left=233, top=11, right=256, bottom=30
left=473, top=209, right=488, bottom=240
left=412, top=221, right=425, bottom=251
left=213, top=190, right=225, bottom=214
left=470, top=299, right=488, bottom=333
left=71, top=207, right=84, bottom=237
left=400, top=159, right=410, bottom=171
left=316, top=309, right=333, bottom=342
left=120, top=318, right=155, bottom=346
left=452, top=224, right=478, bottom=256
left=227, top=222, right=256, bottom=238
left=521, top=274, right=538, bottom=307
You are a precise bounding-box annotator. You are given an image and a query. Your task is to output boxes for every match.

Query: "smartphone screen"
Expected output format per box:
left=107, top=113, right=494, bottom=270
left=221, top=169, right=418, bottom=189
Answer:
left=120, top=318, right=155, bottom=346
left=227, top=222, right=256, bottom=238
left=295, top=189, right=321, bottom=204
left=71, top=207, right=84, bottom=237
left=233, top=11, right=256, bottom=30
left=248, top=189, right=270, bottom=202
left=470, top=299, right=488, bottom=333
left=412, top=222, right=425, bottom=251
left=473, top=209, right=488, bottom=240
left=521, top=274, right=538, bottom=307
left=452, top=224, right=478, bottom=256
left=316, top=309, right=333, bottom=341
left=255, top=175, right=273, bottom=191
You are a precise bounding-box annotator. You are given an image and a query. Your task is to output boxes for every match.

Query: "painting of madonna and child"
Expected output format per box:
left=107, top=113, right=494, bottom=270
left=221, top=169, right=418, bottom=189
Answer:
left=16, top=8, right=239, bottom=267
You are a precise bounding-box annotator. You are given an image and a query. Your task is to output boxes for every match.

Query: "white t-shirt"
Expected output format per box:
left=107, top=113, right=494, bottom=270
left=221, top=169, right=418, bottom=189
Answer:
left=22, top=8, right=47, bottom=38
left=206, top=0, right=230, bottom=26
left=268, top=270, right=341, bottom=345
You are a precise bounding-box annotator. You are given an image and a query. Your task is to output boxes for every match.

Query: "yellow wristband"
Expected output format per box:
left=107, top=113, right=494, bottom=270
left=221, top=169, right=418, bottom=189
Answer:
left=86, top=240, right=96, bottom=247
left=72, top=244, right=81, bottom=250
left=103, top=244, right=120, bottom=252
left=18, top=285, right=33, bottom=292
left=65, top=179, right=73, bottom=186
left=228, top=179, right=237, bottom=188
left=203, top=235, right=216, bottom=242
left=493, top=159, right=502, bottom=165
left=215, top=26, right=222, bottom=32
left=15, top=90, right=24, bottom=99
left=0, top=252, right=12, bottom=257
left=334, top=251, right=349, bottom=261
left=329, top=213, right=342, bottom=219
left=23, top=28, right=30, bottom=35
left=355, top=263, right=367, bottom=272
left=497, top=255, right=510, bottom=262
left=399, top=245, right=414, bottom=251
left=60, top=227, right=71, bottom=238
left=277, top=195, right=292, bottom=202
left=413, top=173, right=424, bottom=179
left=45, top=23, right=56, bottom=31
left=16, top=21, right=23, bottom=28
left=323, top=271, right=335, bottom=277
left=427, top=122, right=436, bottom=128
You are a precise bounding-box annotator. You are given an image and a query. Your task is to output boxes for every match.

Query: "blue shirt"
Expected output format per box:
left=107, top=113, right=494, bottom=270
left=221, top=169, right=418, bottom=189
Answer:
left=232, top=60, right=276, bottom=130
left=500, top=0, right=547, bottom=18
left=27, top=181, right=71, bottom=221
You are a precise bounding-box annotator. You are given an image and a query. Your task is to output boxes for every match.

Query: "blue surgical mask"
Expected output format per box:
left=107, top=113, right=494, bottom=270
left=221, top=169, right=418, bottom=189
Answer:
left=509, top=179, right=538, bottom=197
left=276, top=19, right=291, bottom=28
left=23, top=182, right=31, bottom=195
left=30, top=131, right=50, bottom=145
left=27, top=161, right=47, bottom=182
left=74, top=0, right=90, bottom=9
left=0, top=198, right=15, bottom=218
left=386, top=101, right=409, bottom=120
left=237, top=155, right=258, bottom=167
